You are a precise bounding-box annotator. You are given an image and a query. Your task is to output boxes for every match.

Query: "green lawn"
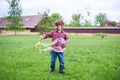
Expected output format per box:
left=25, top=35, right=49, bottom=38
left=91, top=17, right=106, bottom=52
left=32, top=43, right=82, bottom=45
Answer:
left=0, top=34, right=120, bottom=80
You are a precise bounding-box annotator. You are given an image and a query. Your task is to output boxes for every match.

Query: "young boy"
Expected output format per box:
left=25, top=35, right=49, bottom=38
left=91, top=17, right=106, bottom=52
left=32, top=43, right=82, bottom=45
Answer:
left=40, top=19, right=69, bottom=74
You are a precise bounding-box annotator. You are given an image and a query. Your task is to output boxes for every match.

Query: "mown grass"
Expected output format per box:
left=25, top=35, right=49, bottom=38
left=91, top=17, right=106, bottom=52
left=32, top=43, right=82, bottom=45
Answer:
left=0, top=34, right=120, bottom=80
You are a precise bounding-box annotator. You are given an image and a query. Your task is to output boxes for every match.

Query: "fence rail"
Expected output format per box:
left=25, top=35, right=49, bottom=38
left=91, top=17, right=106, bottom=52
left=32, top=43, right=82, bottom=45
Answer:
left=63, top=27, right=120, bottom=34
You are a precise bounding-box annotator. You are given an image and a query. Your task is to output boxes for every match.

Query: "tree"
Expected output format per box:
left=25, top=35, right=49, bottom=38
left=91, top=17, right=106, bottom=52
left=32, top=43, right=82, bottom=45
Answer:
left=50, top=13, right=62, bottom=22
left=70, top=13, right=82, bottom=27
left=37, top=11, right=63, bottom=35
left=112, top=21, right=117, bottom=27
left=5, top=0, right=24, bottom=35
left=37, top=10, right=52, bottom=35
left=95, top=13, right=107, bottom=27
left=84, top=5, right=91, bottom=27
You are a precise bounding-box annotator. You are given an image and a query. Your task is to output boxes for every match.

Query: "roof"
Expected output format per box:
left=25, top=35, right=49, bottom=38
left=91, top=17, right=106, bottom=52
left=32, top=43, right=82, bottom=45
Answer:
left=117, top=21, right=120, bottom=27
left=0, top=15, right=43, bottom=28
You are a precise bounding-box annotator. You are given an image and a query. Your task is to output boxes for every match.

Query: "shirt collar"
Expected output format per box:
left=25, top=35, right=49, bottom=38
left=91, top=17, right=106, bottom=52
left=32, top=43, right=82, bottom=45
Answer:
left=55, top=30, right=63, bottom=33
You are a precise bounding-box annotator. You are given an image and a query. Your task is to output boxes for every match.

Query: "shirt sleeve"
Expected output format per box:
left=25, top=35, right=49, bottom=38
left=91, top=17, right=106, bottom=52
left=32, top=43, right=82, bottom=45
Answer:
left=64, top=33, right=69, bottom=44
left=42, top=31, right=53, bottom=39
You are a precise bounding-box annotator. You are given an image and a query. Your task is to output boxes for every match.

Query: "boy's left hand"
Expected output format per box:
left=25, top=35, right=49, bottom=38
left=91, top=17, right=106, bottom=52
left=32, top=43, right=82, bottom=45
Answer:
left=62, top=44, right=66, bottom=48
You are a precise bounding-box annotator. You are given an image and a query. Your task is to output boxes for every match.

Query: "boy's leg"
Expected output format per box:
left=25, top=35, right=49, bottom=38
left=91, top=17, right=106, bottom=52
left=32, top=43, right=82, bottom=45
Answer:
left=58, top=52, right=65, bottom=72
left=50, top=51, right=57, bottom=70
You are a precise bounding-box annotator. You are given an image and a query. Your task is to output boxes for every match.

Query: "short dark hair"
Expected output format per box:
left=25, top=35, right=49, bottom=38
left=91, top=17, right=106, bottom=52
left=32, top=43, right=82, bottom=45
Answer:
left=55, top=19, right=64, bottom=27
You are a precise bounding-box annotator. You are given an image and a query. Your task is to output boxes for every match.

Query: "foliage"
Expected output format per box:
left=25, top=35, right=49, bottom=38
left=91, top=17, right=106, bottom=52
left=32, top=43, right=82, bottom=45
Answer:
left=70, top=13, right=82, bottom=27
left=50, top=13, right=62, bottom=22
left=93, top=32, right=107, bottom=38
left=84, top=5, right=92, bottom=27
left=112, top=21, right=117, bottom=27
left=84, top=19, right=91, bottom=27
left=95, top=13, right=108, bottom=27
left=5, top=0, right=24, bottom=35
left=37, top=10, right=53, bottom=35
left=37, top=11, right=62, bottom=35
left=0, top=35, right=120, bottom=80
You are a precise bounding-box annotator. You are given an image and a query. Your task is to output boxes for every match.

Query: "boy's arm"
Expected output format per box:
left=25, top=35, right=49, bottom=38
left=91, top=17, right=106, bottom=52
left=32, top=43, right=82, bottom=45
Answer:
left=62, top=33, right=69, bottom=48
left=40, top=31, right=53, bottom=39
left=65, top=33, right=69, bottom=44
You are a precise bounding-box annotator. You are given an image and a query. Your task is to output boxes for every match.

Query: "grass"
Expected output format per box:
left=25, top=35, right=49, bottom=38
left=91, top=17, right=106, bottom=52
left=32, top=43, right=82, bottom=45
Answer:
left=0, top=34, right=120, bottom=80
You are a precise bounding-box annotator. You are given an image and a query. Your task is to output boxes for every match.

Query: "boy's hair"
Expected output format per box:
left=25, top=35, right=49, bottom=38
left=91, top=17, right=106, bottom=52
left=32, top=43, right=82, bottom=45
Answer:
left=55, top=19, right=64, bottom=27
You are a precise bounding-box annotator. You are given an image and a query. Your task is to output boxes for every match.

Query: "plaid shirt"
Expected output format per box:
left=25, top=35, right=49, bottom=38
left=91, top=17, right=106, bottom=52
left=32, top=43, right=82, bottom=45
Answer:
left=42, top=30, right=69, bottom=52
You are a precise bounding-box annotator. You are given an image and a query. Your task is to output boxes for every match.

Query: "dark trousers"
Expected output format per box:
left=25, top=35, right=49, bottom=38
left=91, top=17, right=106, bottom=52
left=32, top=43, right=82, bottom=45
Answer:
left=50, top=51, right=65, bottom=71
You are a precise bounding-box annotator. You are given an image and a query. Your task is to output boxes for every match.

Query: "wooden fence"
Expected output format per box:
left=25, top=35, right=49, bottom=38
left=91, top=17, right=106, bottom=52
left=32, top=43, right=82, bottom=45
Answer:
left=63, top=27, right=120, bottom=34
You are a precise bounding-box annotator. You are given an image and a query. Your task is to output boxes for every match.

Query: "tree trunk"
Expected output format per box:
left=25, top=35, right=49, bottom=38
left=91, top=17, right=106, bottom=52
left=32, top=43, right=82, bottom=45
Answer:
left=15, top=26, right=16, bottom=35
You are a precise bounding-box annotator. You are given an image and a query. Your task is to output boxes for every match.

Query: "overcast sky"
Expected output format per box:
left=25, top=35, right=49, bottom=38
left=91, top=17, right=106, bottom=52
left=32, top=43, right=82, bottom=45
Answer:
left=0, top=0, right=120, bottom=23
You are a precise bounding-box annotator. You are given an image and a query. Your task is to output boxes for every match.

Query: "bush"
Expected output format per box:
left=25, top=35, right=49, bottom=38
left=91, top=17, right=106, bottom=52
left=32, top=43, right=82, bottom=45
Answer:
left=94, top=32, right=107, bottom=38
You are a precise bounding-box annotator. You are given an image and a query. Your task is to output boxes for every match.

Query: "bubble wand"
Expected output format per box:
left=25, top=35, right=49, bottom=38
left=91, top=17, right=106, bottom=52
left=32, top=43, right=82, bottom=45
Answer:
left=35, top=38, right=66, bottom=53
left=35, top=39, right=51, bottom=53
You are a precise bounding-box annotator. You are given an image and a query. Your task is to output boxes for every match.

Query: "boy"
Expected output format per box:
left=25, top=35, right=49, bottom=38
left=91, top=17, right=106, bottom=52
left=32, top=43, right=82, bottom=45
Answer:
left=40, top=19, right=69, bottom=74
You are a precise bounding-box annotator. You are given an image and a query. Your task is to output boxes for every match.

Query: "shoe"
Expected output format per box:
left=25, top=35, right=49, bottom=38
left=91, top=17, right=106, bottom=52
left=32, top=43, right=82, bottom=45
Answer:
left=48, top=70, right=55, bottom=74
left=59, top=70, right=66, bottom=74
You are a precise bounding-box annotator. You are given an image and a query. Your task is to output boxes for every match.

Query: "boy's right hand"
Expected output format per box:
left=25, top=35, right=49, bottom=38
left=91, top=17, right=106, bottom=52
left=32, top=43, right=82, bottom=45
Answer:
left=40, top=36, right=44, bottom=39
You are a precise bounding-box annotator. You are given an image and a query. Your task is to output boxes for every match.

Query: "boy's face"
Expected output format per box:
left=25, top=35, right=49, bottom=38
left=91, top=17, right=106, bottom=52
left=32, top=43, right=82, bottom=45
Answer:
left=55, top=25, right=62, bottom=31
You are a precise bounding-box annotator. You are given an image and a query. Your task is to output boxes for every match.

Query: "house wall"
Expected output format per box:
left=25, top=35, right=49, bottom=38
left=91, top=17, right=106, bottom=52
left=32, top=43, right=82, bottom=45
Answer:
left=0, top=29, right=3, bottom=34
left=0, top=29, right=31, bottom=35
left=1, top=27, right=120, bottom=34
left=63, top=27, right=120, bottom=34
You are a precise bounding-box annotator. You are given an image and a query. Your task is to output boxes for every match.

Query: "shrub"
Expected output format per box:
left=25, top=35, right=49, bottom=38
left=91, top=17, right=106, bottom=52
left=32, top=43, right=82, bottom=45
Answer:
left=94, top=32, right=107, bottom=38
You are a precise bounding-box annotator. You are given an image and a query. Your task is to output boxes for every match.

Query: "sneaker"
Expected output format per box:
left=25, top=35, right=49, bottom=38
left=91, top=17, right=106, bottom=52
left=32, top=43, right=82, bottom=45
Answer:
left=59, top=70, right=66, bottom=74
left=48, top=70, right=55, bottom=74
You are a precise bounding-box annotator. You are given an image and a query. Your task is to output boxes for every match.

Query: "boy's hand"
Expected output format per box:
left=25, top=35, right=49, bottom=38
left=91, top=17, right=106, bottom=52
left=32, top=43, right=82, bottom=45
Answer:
left=62, top=44, right=67, bottom=48
left=40, top=36, right=44, bottom=39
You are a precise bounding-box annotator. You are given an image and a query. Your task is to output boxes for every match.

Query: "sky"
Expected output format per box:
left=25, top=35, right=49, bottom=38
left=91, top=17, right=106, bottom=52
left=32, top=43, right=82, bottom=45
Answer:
left=0, top=0, right=120, bottom=23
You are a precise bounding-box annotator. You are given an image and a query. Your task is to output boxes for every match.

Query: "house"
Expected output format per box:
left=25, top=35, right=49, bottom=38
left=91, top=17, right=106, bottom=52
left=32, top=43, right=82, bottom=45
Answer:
left=100, top=20, right=117, bottom=27
left=117, top=21, right=120, bottom=27
left=0, top=14, right=43, bottom=34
